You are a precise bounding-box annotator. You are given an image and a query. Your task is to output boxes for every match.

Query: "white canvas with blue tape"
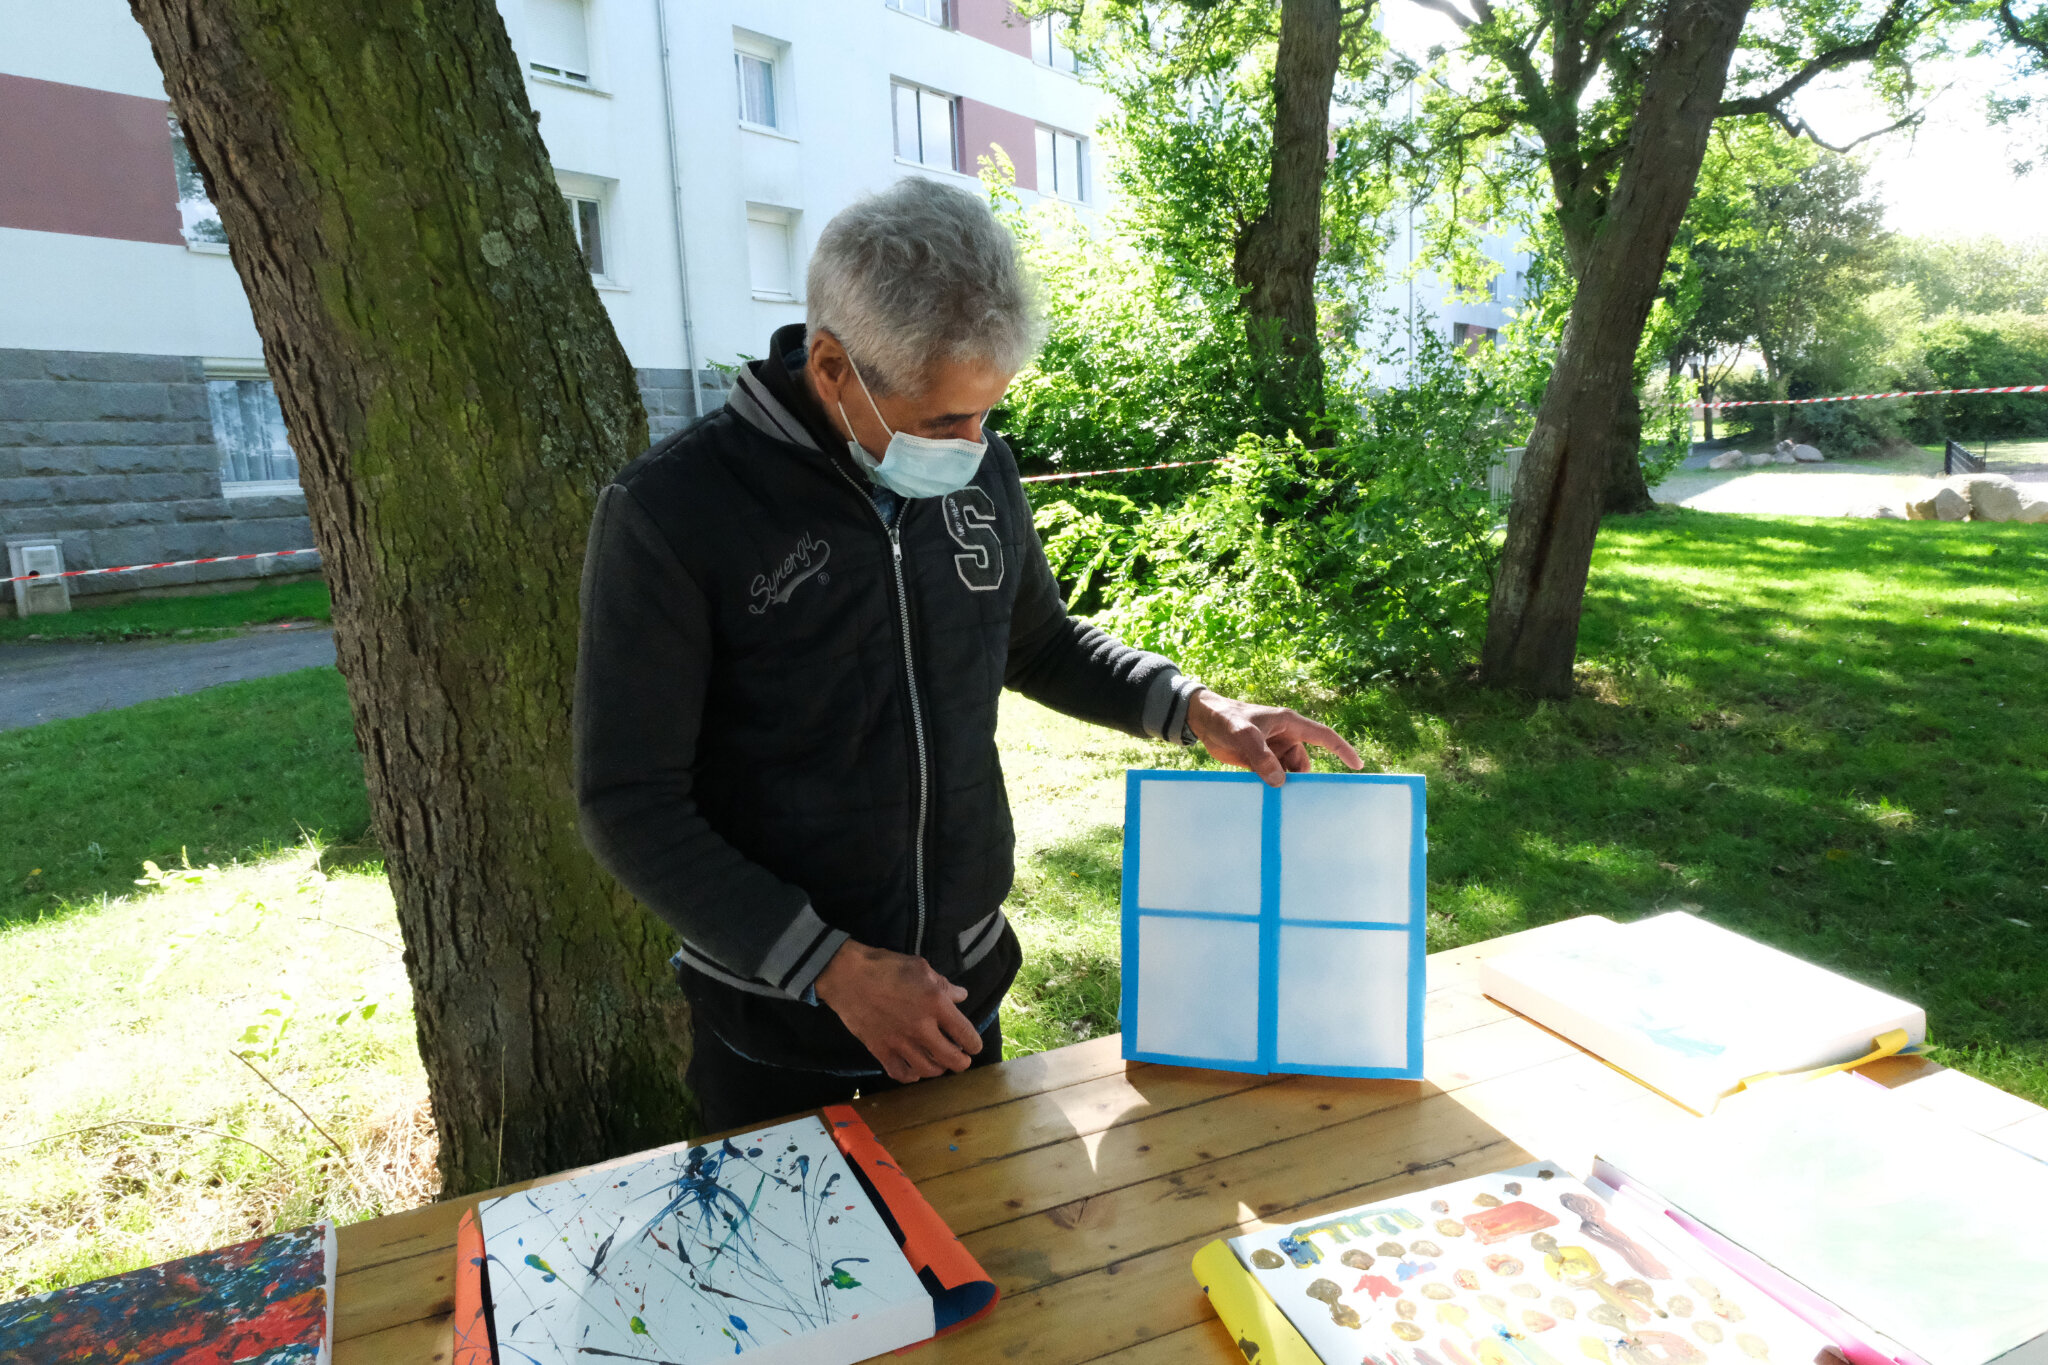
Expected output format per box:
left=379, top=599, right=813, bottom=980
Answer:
left=1118, top=770, right=1426, bottom=1078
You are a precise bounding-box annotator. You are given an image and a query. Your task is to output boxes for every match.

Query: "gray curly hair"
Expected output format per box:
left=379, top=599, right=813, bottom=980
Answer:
left=806, top=176, right=1045, bottom=396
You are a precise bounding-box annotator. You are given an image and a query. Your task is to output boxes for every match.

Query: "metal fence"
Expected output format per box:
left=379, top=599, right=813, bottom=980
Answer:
left=1945, top=439, right=1987, bottom=476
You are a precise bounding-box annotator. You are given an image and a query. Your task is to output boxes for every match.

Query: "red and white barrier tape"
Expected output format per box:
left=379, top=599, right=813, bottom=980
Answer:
left=1020, top=457, right=1225, bottom=483
left=1692, top=383, right=2048, bottom=410
left=2, top=547, right=319, bottom=587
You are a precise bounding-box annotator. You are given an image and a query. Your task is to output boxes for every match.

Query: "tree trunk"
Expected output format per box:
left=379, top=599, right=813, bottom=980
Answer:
left=129, top=0, right=696, bottom=1193
left=1233, top=0, right=1344, bottom=438
left=1479, top=0, right=1752, bottom=697
left=1603, top=385, right=1658, bottom=514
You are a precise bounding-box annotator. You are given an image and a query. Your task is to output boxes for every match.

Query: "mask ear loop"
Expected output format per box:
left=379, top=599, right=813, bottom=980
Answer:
left=845, top=356, right=897, bottom=441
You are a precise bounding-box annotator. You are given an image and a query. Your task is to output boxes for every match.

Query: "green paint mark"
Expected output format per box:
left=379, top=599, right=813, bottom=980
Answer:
left=827, top=1266, right=862, bottom=1289
left=523, top=1253, right=556, bottom=1282
left=630, top=1316, right=649, bottom=1336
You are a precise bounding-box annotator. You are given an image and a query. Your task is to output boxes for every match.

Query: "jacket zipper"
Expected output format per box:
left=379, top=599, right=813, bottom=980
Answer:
left=830, top=460, right=932, bottom=958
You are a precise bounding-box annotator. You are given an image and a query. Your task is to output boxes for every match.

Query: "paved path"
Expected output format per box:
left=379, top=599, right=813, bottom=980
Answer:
left=0, top=626, right=335, bottom=731
left=1654, top=464, right=2048, bottom=518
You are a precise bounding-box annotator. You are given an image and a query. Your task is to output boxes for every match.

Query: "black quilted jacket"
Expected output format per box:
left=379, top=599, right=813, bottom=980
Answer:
left=573, top=325, right=1201, bottom=1073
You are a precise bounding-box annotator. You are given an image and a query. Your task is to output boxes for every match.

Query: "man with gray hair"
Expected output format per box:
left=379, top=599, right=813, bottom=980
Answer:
left=575, top=177, right=1357, bottom=1132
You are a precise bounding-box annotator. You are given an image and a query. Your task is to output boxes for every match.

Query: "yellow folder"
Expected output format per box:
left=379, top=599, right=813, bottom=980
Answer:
left=1191, top=1238, right=1324, bottom=1365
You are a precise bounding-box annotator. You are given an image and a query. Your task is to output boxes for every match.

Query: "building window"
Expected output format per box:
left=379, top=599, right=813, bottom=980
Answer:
left=527, top=0, right=591, bottom=84
left=885, top=0, right=951, bottom=25
left=735, top=52, right=777, bottom=128
left=747, top=206, right=798, bottom=300
left=1031, top=13, right=1079, bottom=73
left=893, top=81, right=959, bottom=172
left=168, top=115, right=226, bottom=250
left=1451, top=322, right=1499, bottom=354
left=205, top=368, right=300, bottom=492
left=565, top=194, right=606, bottom=276
left=1034, top=126, right=1086, bottom=201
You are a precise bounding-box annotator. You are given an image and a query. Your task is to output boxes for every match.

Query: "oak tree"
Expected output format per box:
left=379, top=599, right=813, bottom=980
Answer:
left=128, top=0, right=695, bottom=1193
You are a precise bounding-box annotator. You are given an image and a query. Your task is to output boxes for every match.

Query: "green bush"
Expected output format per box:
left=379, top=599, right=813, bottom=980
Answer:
left=1033, top=327, right=1512, bottom=692
left=1911, top=311, right=2048, bottom=440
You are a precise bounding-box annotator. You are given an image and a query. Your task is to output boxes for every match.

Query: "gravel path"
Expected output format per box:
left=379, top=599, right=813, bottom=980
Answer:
left=0, top=625, right=336, bottom=731
left=1653, top=462, right=2048, bottom=518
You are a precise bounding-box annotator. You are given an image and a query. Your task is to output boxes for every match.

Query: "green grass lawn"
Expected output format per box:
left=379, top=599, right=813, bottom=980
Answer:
left=0, top=578, right=330, bottom=644
left=1, top=668, right=370, bottom=925
left=3, top=508, right=2045, bottom=1298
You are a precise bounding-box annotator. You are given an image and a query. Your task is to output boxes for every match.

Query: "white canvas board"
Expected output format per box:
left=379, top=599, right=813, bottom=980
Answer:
left=1227, top=1160, right=1830, bottom=1365
left=1134, top=914, right=1263, bottom=1064
left=1601, top=1074, right=2048, bottom=1365
left=1278, top=779, right=1412, bottom=923
left=1274, top=925, right=1410, bottom=1070
left=1136, top=778, right=1264, bottom=914
left=1122, top=770, right=1426, bottom=1077
left=1480, top=912, right=1925, bottom=1113
left=478, top=1114, right=933, bottom=1365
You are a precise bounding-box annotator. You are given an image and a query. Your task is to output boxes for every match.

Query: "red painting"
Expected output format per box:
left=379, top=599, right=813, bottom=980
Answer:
left=1461, top=1200, right=1560, bottom=1245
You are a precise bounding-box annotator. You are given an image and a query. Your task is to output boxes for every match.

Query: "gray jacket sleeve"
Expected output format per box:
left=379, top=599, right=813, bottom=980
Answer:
left=1002, top=474, right=1205, bottom=742
left=573, top=484, right=847, bottom=1001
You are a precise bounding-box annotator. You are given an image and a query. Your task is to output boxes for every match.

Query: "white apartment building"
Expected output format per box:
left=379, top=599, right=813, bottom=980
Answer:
left=0, top=0, right=1521, bottom=607
left=0, top=0, right=1105, bottom=603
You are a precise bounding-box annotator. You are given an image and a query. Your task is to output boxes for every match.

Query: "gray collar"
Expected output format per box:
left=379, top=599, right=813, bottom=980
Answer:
left=729, top=366, right=820, bottom=452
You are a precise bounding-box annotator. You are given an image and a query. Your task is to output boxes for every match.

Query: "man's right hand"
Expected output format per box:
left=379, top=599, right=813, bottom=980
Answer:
left=814, top=940, right=983, bottom=1085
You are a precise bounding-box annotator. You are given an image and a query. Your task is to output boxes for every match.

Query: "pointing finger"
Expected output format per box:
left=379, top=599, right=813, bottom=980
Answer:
left=1279, top=714, right=1362, bottom=770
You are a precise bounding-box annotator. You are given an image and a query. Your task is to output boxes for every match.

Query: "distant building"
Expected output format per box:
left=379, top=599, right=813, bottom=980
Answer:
left=0, top=0, right=1105, bottom=606
left=0, top=1, right=1521, bottom=610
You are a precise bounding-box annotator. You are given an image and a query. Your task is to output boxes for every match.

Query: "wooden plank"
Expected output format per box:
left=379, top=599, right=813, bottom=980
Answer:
left=880, top=979, right=1520, bottom=1182
left=336, top=986, right=1536, bottom=1335
left=334, top=1311, right=450, bottom=1365
left=960, top=1045, right=1672, bottom=1297
left=1860, top=1056, right=2048, bottom=1134
left=1081, top=1321, right=1243, bottom=1365
left=857, top=1034, right=1135, bottom=1135
left=916, top=1012, right=1578, bottom=1238
left=1993, top=1111, right=2048, bottom=1162
left=915, top=1139, right=1533, bottom=1365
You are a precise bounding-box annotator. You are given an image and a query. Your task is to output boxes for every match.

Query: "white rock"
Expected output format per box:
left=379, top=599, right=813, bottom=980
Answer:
left=1791, top=443, right=1825, bottom=462
left=1746, top=451, right=1777, bottom=468
left=1965, top=475, right=2027, bottom=522
left=1933, top=485, right=1971, bottom=521
left=1871, top=505, right=1907, bottom=520
left=1707, top=450, right=1747, bottom=471
left=2015, top=489, right=2048, bottom=523
left=1775, top=452, right=1799, bottom=464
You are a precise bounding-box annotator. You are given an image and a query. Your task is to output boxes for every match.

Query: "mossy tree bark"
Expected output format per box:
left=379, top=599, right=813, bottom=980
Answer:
left=1232, top=0, right=1347, bottom=440
left=1479, top=0, right=1751, bottom=696
left=128, top=0, right=695, bottom=1192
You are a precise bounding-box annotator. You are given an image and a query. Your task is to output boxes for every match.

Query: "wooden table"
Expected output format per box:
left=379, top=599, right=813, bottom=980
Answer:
left=331, top=918, right=2048, bottom=1364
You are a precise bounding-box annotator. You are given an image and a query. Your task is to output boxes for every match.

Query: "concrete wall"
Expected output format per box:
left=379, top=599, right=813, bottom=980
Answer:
left=0, top=349, right=317, bottom=599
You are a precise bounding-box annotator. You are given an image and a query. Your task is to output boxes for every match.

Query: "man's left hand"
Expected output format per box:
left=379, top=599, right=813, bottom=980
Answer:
left=1185, top=690, right=1362, bottom=786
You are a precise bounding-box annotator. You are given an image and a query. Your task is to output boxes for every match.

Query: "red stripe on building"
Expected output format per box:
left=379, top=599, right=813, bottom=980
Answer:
left=957, top=96, right=1040, bottom=190
left=0, top=73, right=184, bottom=246
left=954, top=0, right=1034, bottom=57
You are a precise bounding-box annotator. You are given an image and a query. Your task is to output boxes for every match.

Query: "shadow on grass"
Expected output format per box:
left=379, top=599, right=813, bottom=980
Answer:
left=1332, top=509, right=2048, bottom=1101
left=1, top=668, right=373, bottom=926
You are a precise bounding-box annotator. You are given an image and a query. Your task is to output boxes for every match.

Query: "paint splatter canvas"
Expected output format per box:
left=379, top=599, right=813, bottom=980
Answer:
left=0, top=1220, right=335, bottom=1364
left=1479, top=913, right=1925, bottom=1114
left=1120, top=770, right=1427, bottom=1078
left=474, top=1113, right=935, bottom=1365
left=1209, top=1161, right=1832, bottom=1365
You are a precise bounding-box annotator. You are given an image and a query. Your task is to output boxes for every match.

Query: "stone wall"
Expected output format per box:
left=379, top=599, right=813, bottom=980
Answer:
left=0, top=347, right=317, bottom=604
left=636, top=367, right=732, bottom=443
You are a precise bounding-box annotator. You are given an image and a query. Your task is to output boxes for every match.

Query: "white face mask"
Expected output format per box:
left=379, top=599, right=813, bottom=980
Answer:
left=837, top=357, right=988, bottom=500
